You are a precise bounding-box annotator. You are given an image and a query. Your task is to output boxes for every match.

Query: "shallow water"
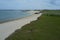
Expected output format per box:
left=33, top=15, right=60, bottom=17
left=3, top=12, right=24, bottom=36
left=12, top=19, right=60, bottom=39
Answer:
left=0, top=10, right=31, bottom=23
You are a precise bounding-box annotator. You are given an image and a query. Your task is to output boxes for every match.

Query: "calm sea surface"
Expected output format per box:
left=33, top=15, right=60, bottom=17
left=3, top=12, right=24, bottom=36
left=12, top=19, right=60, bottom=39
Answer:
left=0, top=10, right=31, bottom=22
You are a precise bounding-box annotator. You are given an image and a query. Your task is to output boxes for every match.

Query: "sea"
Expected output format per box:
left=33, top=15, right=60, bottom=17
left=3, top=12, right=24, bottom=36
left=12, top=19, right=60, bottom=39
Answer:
left=0, top=10, right=31, bottom=23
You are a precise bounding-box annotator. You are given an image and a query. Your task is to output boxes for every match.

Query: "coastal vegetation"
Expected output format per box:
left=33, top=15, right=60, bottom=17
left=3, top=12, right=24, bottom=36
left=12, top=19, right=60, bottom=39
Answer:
left=5, top=10, right=60, bottom=40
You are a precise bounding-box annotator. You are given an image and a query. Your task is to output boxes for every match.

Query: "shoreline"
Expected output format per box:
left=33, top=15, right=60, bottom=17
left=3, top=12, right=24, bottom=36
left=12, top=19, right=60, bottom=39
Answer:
left=0, top=11, right=39, bottom=24
left=0, top=14, right=34, bottom=24
left=0, top=11, right=42, bottom=40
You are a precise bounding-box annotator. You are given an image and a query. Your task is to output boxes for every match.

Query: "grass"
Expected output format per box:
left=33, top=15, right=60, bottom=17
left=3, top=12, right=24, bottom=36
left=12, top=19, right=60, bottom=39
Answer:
left=42, top=10, right=60, bottom=15
left=5, top=10, right=60, bottom=40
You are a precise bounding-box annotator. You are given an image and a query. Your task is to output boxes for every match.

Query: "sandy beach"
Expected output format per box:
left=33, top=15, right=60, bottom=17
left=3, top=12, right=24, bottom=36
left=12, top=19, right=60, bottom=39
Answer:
left=0, top=11, right=42, bottom=40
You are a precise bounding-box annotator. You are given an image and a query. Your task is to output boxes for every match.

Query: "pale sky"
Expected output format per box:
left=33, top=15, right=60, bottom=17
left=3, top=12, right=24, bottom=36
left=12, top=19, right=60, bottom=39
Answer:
left=0, top=0, right=60, bottom=9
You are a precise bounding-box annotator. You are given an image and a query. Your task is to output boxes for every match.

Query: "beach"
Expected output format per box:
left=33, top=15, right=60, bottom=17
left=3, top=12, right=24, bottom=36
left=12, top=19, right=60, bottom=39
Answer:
left=0, top=11, right=42, bottom=40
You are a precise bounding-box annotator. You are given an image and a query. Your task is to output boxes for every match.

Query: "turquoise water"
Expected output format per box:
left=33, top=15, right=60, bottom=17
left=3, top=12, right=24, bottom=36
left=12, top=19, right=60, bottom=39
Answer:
left=0, top=10, right=31, bottom=22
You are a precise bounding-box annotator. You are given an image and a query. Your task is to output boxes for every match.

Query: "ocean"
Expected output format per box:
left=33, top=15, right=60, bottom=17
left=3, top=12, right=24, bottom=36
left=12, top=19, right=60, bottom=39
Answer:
left=0, top=10, right=31, bottom=23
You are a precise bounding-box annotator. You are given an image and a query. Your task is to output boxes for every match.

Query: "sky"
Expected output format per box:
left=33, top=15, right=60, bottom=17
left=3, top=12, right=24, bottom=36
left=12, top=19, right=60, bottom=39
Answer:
left=0, top=0, right=60, bottom=10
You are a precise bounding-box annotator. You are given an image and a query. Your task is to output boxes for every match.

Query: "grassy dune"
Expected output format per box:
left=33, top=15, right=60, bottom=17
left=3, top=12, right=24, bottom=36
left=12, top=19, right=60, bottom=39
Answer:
left=5, top=10, right=60, bottom=40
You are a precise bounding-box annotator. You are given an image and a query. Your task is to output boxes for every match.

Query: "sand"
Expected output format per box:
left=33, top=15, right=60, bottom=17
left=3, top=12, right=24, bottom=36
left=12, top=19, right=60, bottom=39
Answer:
left=0, top=11, right=42, bottom=40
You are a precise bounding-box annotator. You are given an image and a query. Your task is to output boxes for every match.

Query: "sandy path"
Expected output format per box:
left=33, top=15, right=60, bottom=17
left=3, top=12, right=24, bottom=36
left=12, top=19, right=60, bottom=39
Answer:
left=0, top=11, right=42, bottom=40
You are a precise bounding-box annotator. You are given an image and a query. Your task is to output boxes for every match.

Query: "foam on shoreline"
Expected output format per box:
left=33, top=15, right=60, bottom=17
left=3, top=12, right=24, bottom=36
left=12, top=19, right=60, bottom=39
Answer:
left=0, top=11, right=42, bottom=40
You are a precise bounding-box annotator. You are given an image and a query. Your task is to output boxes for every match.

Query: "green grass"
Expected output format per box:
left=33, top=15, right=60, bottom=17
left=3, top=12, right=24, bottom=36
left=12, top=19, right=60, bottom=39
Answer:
left=42, top=10, right=60, bottom=15
left=5, top=10, right=60, bottom=40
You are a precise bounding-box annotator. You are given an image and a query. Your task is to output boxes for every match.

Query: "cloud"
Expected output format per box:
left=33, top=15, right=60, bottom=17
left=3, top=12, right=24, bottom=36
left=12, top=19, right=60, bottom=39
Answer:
left=48, top=0, right=60, bottom=6
left=0, top=0, right=60, bottom=9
